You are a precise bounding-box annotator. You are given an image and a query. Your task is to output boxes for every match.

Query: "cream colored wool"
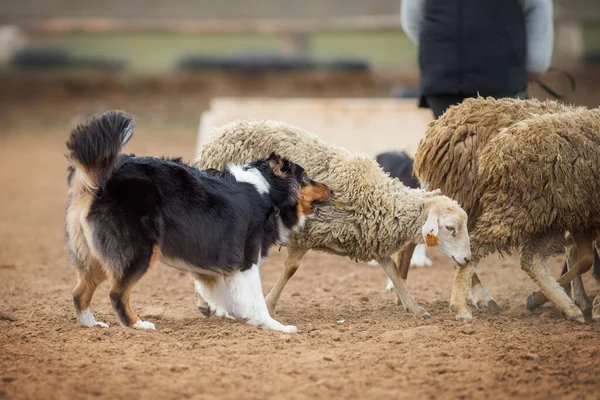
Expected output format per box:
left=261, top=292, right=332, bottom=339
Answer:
left=196, top=120, right=447, bottom=262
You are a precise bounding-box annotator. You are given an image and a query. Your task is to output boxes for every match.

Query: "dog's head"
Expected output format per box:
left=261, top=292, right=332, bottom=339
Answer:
left=247, top=152, right=330, bottom=231
left=267, top=153, right=330, bottom=218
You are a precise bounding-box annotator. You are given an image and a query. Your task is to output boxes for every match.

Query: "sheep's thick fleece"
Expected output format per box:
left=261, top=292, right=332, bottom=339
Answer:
left=197, top=120, right=437, bottom=261
left=415, top=97, right=599, bottom=256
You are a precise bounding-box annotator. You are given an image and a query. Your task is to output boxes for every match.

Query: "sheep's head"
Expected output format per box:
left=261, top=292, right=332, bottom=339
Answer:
left=422, top=196, right=471, bottom=267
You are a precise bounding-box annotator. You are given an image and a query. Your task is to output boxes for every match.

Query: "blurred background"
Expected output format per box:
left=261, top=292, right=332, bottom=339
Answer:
left=0, top=0, right=599, bottom=133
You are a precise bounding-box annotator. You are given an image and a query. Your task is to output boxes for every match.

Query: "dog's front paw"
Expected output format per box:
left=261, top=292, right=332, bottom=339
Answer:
left=133, top=320, right=156, bottom=330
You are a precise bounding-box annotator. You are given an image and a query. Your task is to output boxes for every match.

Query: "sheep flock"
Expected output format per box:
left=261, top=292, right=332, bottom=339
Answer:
left=195, top=96, right=600, bottom=324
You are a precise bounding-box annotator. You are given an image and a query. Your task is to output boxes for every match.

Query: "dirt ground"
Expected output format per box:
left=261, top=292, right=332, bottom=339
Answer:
left=1, top=99, right=600, bottom=400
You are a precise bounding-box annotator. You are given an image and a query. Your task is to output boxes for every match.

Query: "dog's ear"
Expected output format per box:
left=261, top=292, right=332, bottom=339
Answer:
left=267, top=152, right=284, bottom=175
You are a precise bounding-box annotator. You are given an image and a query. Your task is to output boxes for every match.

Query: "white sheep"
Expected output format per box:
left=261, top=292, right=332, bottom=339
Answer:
left=195, top=120, right=472, bottom=319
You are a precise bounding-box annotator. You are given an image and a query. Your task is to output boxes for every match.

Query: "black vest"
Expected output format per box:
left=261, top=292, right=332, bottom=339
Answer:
left=418, top=0, right=527, bottom=97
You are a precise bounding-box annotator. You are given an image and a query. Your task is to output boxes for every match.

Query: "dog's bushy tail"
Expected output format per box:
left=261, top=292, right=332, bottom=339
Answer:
left=66, top=110, right=134, bottom=192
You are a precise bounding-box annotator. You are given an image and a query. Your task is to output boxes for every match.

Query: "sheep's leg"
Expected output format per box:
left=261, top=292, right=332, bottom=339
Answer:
left=398, top=243, right=416, bottom=281
left=520, top=245, right=585, bottom=323
left=570, top=275, right=592, bottom=311
left=593, top=242, right=600, bottom=283
left=450, top=261, right=477, bottom=322
left=386, top=243, right=416, bottom=305
left=470, top=273, right=501, bottom=313
left=593, top=292, right=600, bottom=321
left=378, top=256, right=430, bottom=319
left=526, top=231, right=595, bottom=311
left=265, top=246, right=307, bottom=316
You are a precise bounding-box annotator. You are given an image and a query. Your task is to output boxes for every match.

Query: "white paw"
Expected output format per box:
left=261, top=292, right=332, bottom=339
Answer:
left=281, top=325, right=297, bottom=333
left=78, top=309, right=109, bottom=328
left=133, top=320, right=156, bottom=330
left=367, top=260, right=379, bottom=267
left=214, top=307, right=235, bottom=319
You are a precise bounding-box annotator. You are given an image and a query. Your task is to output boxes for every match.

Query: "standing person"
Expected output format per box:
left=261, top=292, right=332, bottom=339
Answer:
left=401, top=0, right=554, bottom=119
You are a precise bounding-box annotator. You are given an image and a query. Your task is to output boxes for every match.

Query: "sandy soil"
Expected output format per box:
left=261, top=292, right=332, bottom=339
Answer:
left=1, top=120, right=599, bottom=400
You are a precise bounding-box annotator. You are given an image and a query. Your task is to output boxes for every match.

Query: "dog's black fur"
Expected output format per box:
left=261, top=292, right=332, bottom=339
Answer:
left=65, top=110, right=328, bottom=328
left=375, top=151, right=420, bottom=189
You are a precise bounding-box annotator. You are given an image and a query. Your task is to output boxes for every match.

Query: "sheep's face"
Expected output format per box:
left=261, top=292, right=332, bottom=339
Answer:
left=422, top=198, right=471, bottom=267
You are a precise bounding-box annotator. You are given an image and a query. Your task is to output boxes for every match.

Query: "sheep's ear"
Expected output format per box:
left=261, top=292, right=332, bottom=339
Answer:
left=422, top=211, right=439, bottom=247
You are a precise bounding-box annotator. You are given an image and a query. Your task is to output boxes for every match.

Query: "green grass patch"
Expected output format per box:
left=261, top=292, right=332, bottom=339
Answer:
left=32, top=31, right=417, bottom=72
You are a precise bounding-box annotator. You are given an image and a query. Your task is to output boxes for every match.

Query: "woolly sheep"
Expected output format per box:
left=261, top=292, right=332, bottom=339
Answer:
left=413, top=97, right=600, bottom=322
left=392, top=97, right=578, bottom=313
left=195, top=120, right=472, bottom=319
left=412, top=97, right=599, bottom=316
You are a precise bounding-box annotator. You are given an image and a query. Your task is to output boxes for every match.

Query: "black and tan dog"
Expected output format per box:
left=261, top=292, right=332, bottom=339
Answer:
left=65, top=111, right=329, bottom=332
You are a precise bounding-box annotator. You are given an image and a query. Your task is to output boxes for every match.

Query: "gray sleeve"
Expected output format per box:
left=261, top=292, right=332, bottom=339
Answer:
left=400, top=0, right=425, bottom=45
left=521, top=0, right=554, bottom=73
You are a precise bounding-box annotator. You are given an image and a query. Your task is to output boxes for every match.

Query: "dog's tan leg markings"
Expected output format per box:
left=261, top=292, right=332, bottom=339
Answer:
left=73, top=258, right=109, bottom=328
left=109, top=246, right=160, bottom=330
left=378, top=256, right=430, bottom=319
left=265, top=246, right=307, bottom=316
left=450, top=261, right=477, bottom=321
left=527, top=231, right=595, bottom=310
left=520, top=245, right=584, bottom=323
left=192, top=274, right=215, bottom=317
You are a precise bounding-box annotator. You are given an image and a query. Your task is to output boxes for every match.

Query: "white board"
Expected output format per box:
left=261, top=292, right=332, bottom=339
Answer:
left=196, top=97, right=433, bottom=159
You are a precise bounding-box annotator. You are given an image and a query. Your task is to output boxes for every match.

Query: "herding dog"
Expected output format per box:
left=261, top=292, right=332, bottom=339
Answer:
left=65, top=111, right=329, bottom=332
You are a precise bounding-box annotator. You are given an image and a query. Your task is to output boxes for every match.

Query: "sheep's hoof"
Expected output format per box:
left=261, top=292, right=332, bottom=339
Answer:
left=198, top=306, right=212, bottom=317
left=420, top=313, right=431, bottom=320
left=573, top=294, right=593, bottom=312
left=486, top=300, right=502, bottom=314
left=568, top=313, right=585, bottom=323
left=526, top=291, right=547, bottom=311
left=450, top=304, right=472, bottom=322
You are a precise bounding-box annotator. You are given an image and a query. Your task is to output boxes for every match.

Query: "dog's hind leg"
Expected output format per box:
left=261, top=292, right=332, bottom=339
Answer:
left=109, top=246, right=160, bottom=330
left=73, top=258, right=109, bottom=328
left=229, top=264, right=297, bottom=333
left=192, top=274, right=233, bottom=319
